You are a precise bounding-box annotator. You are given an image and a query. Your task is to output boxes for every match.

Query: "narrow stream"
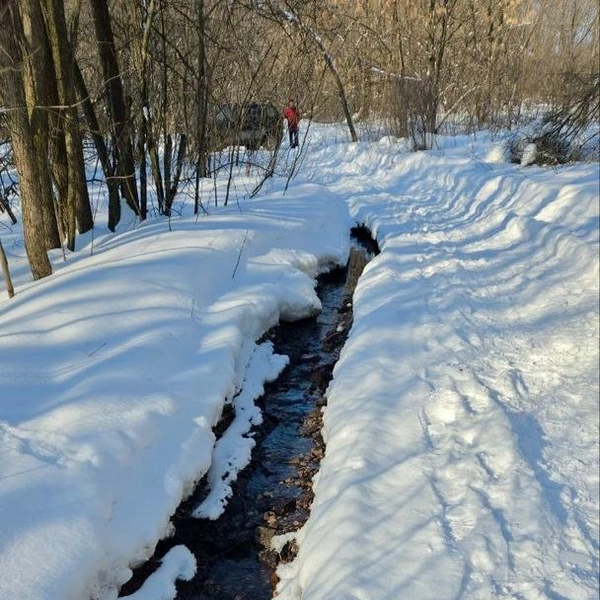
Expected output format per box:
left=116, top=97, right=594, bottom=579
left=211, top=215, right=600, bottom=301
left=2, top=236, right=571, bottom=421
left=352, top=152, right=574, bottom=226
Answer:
left=119, top=228, right=378, bottom=599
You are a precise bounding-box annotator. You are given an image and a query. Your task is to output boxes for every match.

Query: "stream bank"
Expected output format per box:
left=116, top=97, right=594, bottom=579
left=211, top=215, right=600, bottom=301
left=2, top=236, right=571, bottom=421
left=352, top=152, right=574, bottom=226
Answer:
left=119, top=227, right=378, bottom=599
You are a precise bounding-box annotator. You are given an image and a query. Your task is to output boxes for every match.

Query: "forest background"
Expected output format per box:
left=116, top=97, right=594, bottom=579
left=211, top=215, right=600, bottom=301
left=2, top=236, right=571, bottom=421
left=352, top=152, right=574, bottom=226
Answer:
left=0, top=0, right=598, bottom=287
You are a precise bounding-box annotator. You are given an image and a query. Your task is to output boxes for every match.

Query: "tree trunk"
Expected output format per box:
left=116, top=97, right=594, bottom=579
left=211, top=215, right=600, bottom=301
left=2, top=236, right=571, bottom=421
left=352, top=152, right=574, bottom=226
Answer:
left=18, top=0, right=62, bottom=250
left=148, top=123, right=165, bottom=214
left=42, top=0, right=93, bottom=250
left=131, top=0, right=156, bottom=221
left=266, top=3, right=358, bottom=143
left=392, top=0, right=409, bottom=138
left=196, top=0, right=209, bottom=183
left=0, top=239, right=15, bottom=299
left=138, top=114, right=148, bottom=221
left=90, top=0, right=140, bottom=219
left=0, top=1, right=52, bottom=279
left=165, top=134, right=187, bottom=216
left=322, top=48, right=358, bottom=143
left=159, top=0, right=173, bottom=217
left=424, top=0, right=456, bottom=137
left=10, top=122, right=52, bottom=279
left=73, top=60, right=122, bottom=231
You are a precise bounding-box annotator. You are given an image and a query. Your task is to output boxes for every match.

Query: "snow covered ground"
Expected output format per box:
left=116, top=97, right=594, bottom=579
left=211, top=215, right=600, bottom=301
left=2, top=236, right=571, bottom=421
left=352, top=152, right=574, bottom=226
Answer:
left=0, top=124, right=598, bottom=600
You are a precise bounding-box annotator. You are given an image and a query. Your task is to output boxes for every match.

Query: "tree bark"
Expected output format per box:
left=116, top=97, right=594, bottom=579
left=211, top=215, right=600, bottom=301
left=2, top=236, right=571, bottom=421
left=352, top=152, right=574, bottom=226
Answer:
left=42, top=0, right=93, bottom=249
left=131, top=0, right=157, bottom=221
left=165, top=134, right=187, bottom=216
left=17, top=0, right=62, bottom=250
left=73, top=60, right=121, bottom=231
left=0, top=1, right=52, bottom=279
left=321, top=46, right=358, bottom=142
left=89, top=0, right=140, bottom=220
left=196, top=0, right=209, bottom=181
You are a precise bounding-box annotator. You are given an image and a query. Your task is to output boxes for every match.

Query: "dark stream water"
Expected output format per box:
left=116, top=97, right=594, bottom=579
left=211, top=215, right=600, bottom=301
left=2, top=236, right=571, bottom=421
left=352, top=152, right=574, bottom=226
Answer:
left=119, top=229, right=377, bottom=599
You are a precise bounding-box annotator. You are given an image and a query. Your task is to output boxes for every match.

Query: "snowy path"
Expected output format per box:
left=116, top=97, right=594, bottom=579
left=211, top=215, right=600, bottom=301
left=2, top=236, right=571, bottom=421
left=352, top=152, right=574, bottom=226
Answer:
left=276, top=135, right=599, bottom=599
left=0, top=127, right=596, bottom=600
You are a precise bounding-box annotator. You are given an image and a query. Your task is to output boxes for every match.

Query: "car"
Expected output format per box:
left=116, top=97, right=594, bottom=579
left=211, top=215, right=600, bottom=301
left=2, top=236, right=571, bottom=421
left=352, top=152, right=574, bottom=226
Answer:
left=214, top=102, right=283, bottom=151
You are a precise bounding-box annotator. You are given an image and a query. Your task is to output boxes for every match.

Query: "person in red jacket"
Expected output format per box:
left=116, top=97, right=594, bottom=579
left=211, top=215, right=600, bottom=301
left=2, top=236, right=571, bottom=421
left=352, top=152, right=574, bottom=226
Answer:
left=283, top=98, right=301, bottom=148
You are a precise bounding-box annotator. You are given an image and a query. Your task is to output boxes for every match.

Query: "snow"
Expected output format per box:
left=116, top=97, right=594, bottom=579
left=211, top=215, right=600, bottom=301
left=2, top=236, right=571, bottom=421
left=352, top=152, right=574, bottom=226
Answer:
left=0, top=124, right=598, bottom=600
left=279, top=130, right=599, bottom=600
left=120, top=546, right=195, bottom=600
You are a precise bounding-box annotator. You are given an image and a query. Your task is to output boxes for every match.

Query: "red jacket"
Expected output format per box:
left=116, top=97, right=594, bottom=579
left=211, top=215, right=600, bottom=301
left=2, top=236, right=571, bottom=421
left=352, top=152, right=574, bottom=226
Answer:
left=284, top=105, right=300, bottom=128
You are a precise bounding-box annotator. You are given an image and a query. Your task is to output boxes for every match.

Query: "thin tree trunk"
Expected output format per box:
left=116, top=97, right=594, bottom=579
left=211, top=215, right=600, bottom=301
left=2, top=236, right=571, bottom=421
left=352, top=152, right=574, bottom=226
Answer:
left=138, top=115, right=148, bottom=220
left=159, top=0, right=173, bottom=217
left=90, top=0, right=140, bottom=218
left=73, top=60, right=121, bottom=231
left=165, top=134, right=186, bottom=215
left=42, top=0, right=93, bottom=250
left=0, top=239, right=15, bottom=299
left=132, top=0, right=156, bottom=221
left=148, top=125, right=165, bottom=213
left=266, top=5, right=358, bottom=142
left=322, top=47, right=358, bottom=142
left=196, top=0, right=209, bottom=182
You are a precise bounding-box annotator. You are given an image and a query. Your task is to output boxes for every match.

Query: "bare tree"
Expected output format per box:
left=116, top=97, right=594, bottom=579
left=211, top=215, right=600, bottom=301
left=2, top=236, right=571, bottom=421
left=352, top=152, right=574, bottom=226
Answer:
left=0, top=1, right=53, bottom=279
left=42, top=0, right=93, bottom=249
left=2, top=0, right=597, bottom=284
left=253, top=0, right=359, bottom=142
left=89, top=0, right=140, bottom=223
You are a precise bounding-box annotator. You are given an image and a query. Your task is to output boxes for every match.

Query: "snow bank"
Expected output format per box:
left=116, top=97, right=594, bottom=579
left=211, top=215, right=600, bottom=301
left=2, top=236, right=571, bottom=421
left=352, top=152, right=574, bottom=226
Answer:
left=276, top=131, right=599, bottom=599
left=0, top=183, right=351, bottom=600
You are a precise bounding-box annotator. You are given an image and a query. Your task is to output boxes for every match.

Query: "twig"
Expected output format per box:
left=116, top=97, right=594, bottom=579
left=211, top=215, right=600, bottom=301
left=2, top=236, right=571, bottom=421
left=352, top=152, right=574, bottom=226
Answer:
left=232, top=229, right=249, bottom=279
left=88, top=342, right=107, bottom=357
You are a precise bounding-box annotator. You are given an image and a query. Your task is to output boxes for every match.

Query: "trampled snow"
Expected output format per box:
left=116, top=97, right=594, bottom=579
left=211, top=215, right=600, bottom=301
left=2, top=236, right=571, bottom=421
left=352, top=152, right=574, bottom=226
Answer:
left=0, top=124, right=598, bottom=600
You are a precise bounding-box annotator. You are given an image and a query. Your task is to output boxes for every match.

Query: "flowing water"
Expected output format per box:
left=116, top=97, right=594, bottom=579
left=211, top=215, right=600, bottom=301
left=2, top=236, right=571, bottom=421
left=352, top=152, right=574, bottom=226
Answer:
left=120, top=229, right=377, bottom=599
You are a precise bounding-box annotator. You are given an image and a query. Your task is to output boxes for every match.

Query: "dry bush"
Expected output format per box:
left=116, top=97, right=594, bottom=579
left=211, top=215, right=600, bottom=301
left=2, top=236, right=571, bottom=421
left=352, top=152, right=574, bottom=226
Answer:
left=509, top=75, right=599, bottom=165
